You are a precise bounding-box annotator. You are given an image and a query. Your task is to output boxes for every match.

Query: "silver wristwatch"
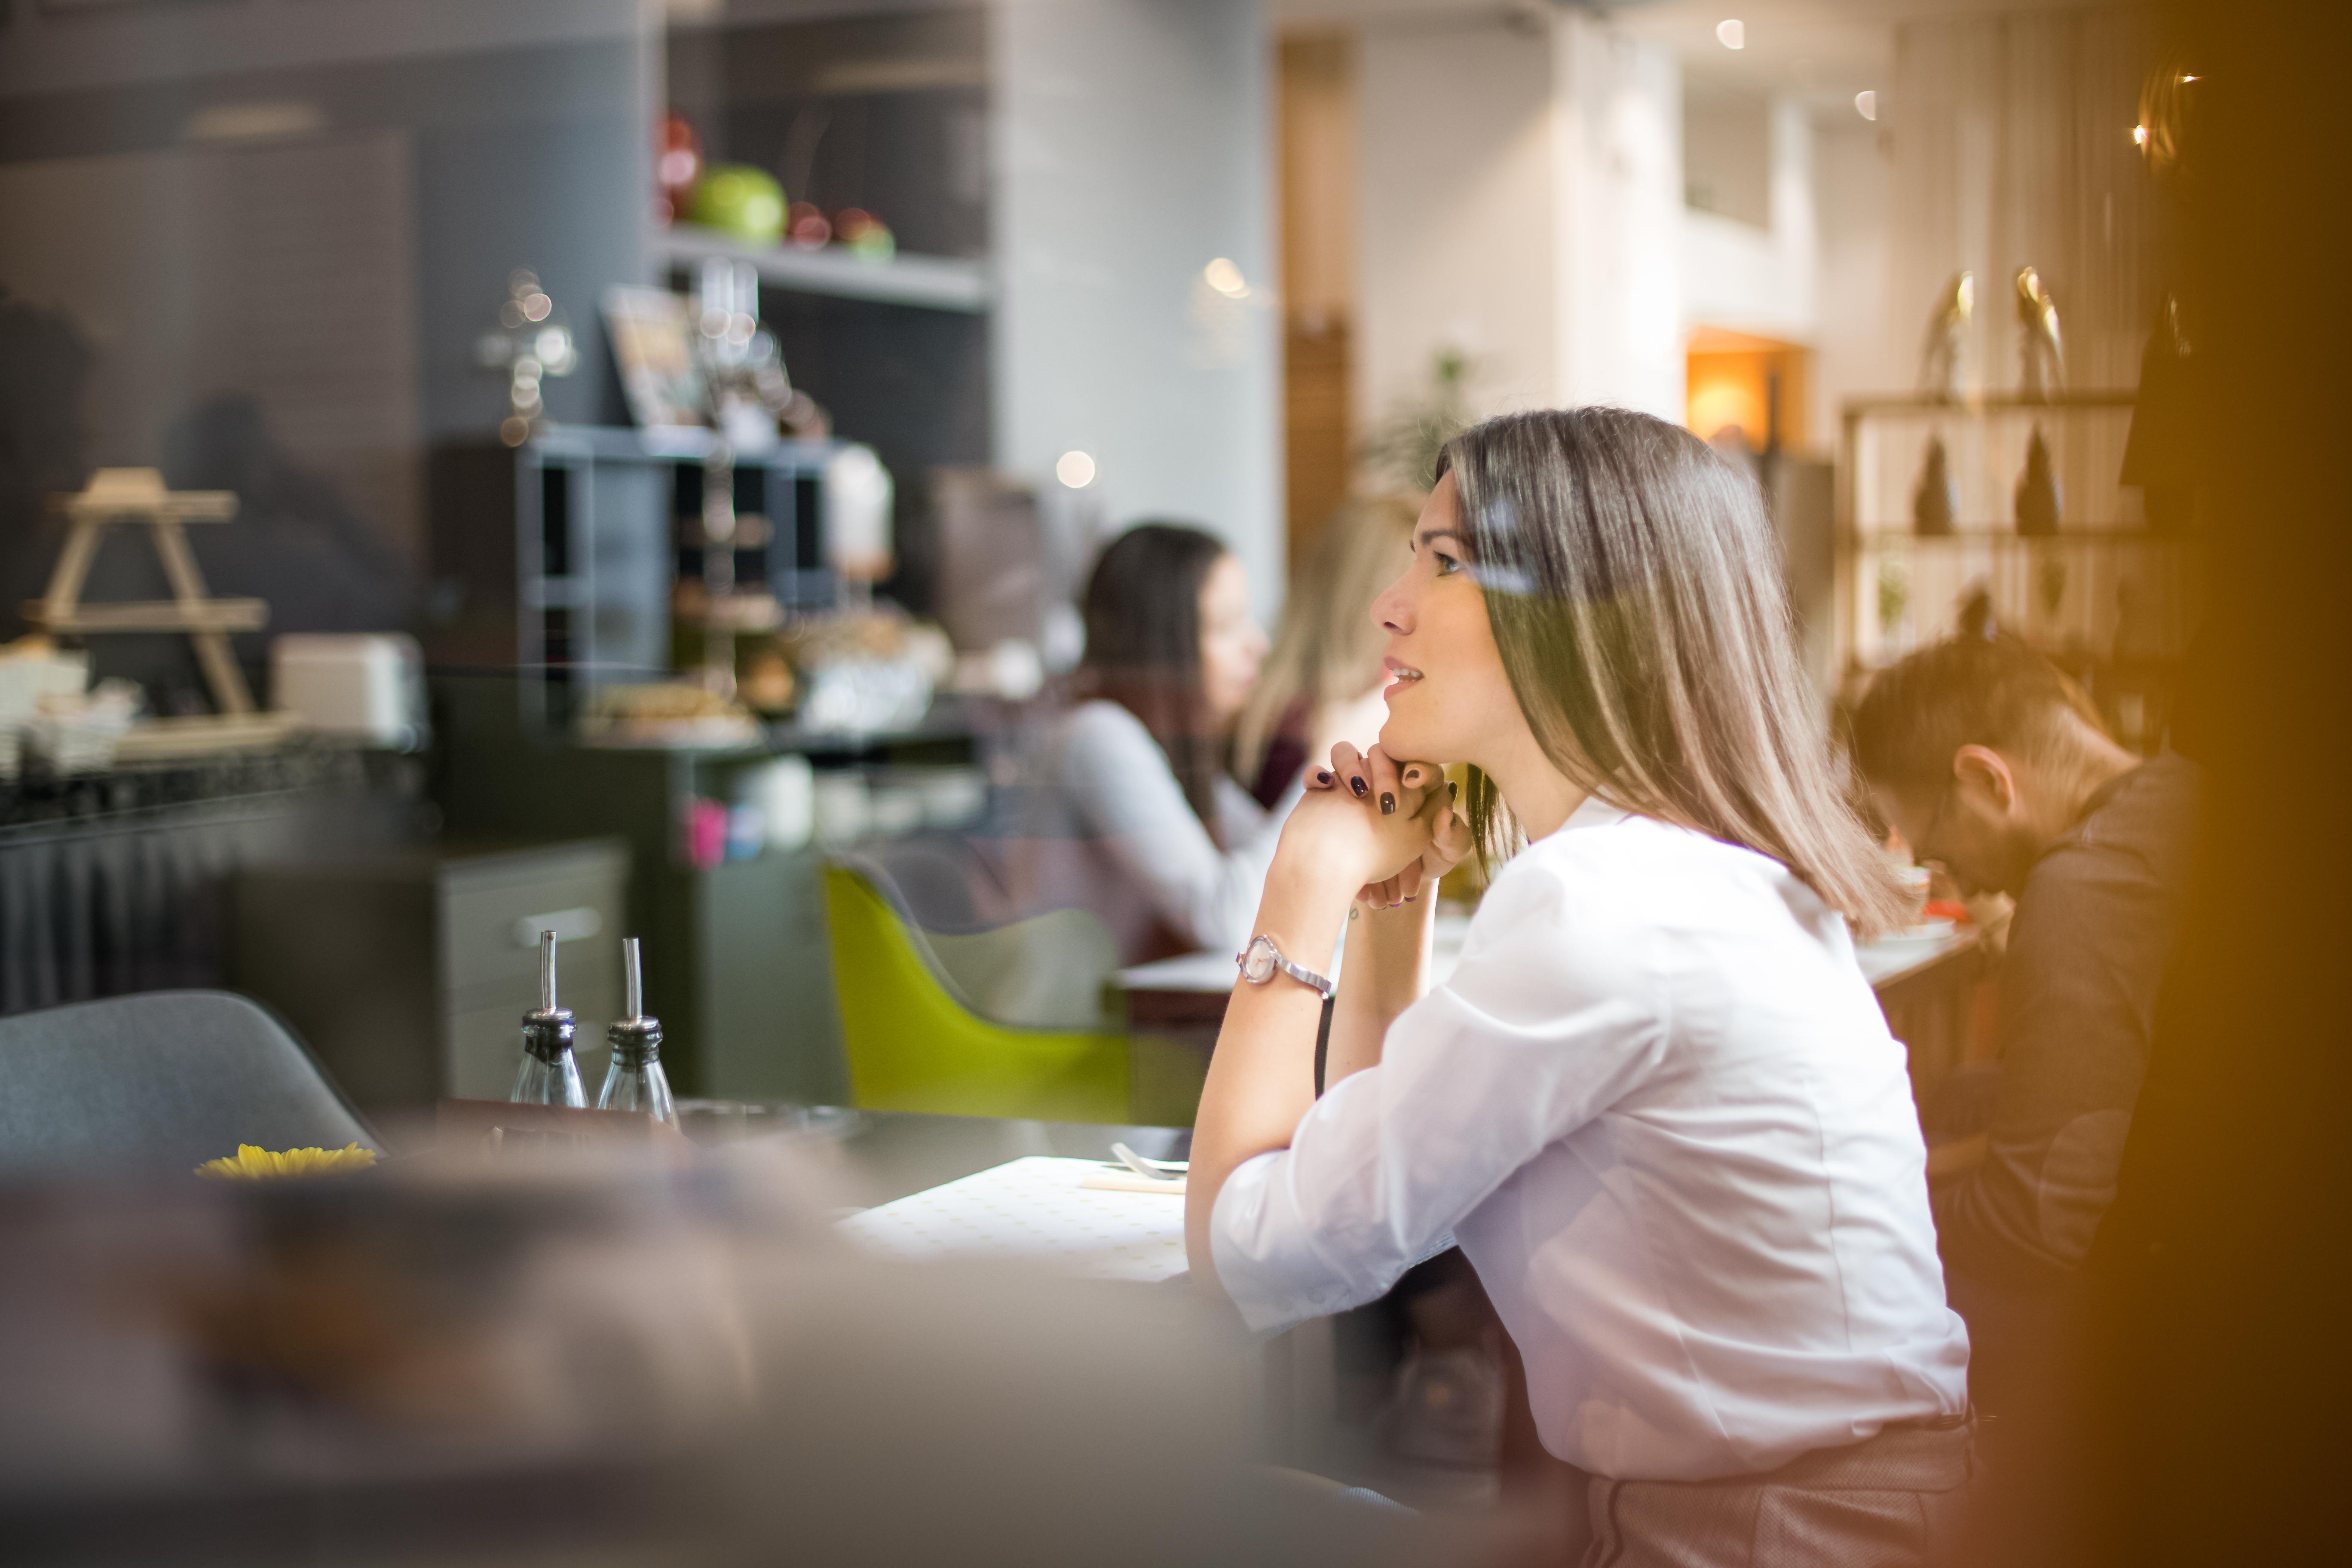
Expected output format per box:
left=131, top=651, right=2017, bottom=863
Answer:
left=1237, top=934, right=1335, bottom=1000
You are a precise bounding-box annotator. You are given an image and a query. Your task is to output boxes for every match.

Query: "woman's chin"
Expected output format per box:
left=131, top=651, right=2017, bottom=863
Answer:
left=1376, top=714, right=1425, bottom=760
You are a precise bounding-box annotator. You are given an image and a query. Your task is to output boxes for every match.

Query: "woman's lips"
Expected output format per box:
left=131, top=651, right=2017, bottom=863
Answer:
left=1382, top=657, right=1423, bottom=702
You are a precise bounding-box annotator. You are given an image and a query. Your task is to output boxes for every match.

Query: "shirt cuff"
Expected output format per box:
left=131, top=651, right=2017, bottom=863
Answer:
left=1210, top=1150, right=1324, bottom=1333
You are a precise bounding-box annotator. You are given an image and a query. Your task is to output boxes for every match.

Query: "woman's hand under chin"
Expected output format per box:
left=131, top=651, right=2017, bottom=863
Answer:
left=1290, top=743, right=1476, bottom=909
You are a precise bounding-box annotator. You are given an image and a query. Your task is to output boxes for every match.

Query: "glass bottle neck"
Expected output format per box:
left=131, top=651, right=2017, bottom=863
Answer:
left=522, top=1013, right=576, bottom=1064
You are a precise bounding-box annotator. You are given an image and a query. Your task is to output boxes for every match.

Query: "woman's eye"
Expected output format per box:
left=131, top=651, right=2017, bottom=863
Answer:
left=1433, top=551, right=1461, bottom=577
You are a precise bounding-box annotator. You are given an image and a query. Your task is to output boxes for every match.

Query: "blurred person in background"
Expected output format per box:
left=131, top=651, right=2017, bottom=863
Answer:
left=1852, top=634, right=2199, bottom=1290
left=1851, top=633, right=2202, bottom=1567
left=1006, top=522, right=1289, bottom=964
left=1190, top=408, right=1971, bottom=1568
left=1233, top=496, right=1418, bottom=809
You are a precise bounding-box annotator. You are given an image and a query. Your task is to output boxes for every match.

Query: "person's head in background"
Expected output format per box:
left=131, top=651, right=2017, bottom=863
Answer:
left=1078, top=521, right=1268, bottom=836
left=1232, top=495, right=1418, bottom=804
left=1851, top=633, right=2143, bottom=899
left=1372, top=406, right=1910, bottom=935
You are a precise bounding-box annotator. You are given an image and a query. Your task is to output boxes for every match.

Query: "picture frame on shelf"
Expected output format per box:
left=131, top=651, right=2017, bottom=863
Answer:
left=603, top=286, right=706, bottom=431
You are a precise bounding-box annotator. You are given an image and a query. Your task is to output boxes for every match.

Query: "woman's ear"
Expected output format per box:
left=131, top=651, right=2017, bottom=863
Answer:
left=1951, top=744, right=2019, bottom=816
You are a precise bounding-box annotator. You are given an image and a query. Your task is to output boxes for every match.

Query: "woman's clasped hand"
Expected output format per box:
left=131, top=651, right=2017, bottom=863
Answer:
left=1292, top=742, right=1474, bottom=910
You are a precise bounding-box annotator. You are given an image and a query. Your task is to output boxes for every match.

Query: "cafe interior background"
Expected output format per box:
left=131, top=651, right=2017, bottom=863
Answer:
left=0, top=0, right=2278, bottom=1561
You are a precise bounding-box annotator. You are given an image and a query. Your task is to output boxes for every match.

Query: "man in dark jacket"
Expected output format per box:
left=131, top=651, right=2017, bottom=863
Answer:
left=1853, top=633, right=2202, bottom=1565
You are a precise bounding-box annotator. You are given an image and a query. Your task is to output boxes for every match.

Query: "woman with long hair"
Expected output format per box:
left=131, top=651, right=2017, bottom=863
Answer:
left=1188, top=409, right=1970, bottom=1565
left=1231, top=495, right=1418, bottom=808
left=1011, top=521, right=1283, bottom=963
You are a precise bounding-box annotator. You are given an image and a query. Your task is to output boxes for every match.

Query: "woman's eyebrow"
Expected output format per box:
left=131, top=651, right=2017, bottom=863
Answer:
left=1415, top=527, right=1464, bottom=548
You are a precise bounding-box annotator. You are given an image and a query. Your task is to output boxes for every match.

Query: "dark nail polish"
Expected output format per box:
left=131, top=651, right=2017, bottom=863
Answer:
left=1448, top=781, right=1459, bottom=802
left=1380, top=792, right=1396, bottom=815
left=1403, top=767, right=1421, bottom=786
left=1350, top=777, right=1368, bottom=798
left=1316, top=770, right=1332, bottom=785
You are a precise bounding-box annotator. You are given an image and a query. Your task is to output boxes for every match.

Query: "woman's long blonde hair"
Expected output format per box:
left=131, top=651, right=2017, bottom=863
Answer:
left=1444, top=408, right=1911, bottom=937
left=1233, top=495, right=1419, bottom=787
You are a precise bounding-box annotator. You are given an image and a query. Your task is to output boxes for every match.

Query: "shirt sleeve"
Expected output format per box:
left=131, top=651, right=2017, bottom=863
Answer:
left=1059, top=704, right=1295, bottom=953
left=1931, top=840, right=2168, bottom=1285
left=1210, top=864, right=1669, bottom=1332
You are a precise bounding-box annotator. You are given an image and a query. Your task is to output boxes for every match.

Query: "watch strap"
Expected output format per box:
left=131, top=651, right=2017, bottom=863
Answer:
left=1313, top=992, right=1334, bottom=1097
left=1240, top=934, right=1335, bottom=1000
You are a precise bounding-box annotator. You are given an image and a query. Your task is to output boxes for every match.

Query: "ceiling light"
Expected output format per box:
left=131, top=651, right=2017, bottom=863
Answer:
left=1855, top=90, right=1878, bottom=122
left=1203, top=257, right=1249, bottom=299
left=1716, top=18, right=1745, bottom=51
left=2133, top=123, right=2149, bottom=147
left=1056, top=450, right=1097, bottom=489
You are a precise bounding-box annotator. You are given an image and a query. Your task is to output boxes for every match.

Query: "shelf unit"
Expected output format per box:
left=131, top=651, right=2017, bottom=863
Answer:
left=426, top=426, right=849, bottom=734
left=1837, top=392, right=2197, bottom=750
left=656, top=225, right=990, bottom=314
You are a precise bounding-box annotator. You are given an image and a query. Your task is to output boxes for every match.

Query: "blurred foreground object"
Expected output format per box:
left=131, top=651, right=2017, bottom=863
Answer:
left=688, top=164, right=786, bottom=245
left=581, top=680, right=760, bottom=747
left=1918, top=271, right=1974, bottom=399
left=655, top=111, right=702, bottom=225
left=475, top=269, right=578, bottom=448
left=0, top=992, right=379, bottom=1180
left=832, top=206, right=896, bottom=260
left=195, top=1142, right=378, bottom=1180
left=595, top=938, right=678, bottom=1126
left=26, top=469, right=296, bottom=760
left=509, top=930, right=587, bottom=1109
left=0, top=637, right=89, bottom=779
left=782, top=604, right=949, bottom=735
left=0, top=1142, right=1480, bottom=1567
left=270, top=634, right=427, bottom=750
left=2135, top=53, right=2198, bottom=183
left=2015, top=428, right=2064, bottom=536
left=825, top=444, right=895, bottom=583
left=2014, top=267, right=2066, bottom=400
left=2120, top=294, right=2199, bottom=536
left=1912, top=437, right=1957, bottom=535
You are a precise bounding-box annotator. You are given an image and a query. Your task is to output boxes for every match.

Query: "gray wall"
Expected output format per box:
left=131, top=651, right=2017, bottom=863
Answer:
left=0, top=0, right=654, bottom=580
left=991, top=0, right=1283, bottom=617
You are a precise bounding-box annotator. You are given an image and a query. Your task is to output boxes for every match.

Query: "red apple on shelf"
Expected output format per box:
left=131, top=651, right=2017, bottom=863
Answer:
left=833, top=208, right=896, bottom=261
left=787, top=201, right=832, bottom=250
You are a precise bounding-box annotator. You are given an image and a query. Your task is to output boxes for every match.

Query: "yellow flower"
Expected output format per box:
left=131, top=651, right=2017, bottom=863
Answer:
left=195, top=1142, right=379, bottom=1181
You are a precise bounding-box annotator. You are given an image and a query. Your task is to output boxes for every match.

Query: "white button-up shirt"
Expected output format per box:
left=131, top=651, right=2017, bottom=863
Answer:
left=1211, top=799, right=1971, bottom=1481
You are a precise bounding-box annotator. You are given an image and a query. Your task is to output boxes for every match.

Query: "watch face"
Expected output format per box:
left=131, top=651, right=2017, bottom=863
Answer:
left=1241, top=936, right=1277, bottom=983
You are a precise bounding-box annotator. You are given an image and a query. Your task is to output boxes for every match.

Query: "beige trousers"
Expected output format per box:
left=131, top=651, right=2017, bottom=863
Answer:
left=1580, top=1418, right=1978, bottom=1568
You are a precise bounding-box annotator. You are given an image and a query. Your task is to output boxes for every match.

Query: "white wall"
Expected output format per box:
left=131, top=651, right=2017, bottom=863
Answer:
left=1354, top=17, right=1556, bottom=426
left=1353, top=9, right=1682, bottom=430
left=1679, top=95, right=1819, bottom=350
left=1549, top=12, right=1684, bottom=421
left=992, top=0, right=1283, bottom=615
left=1811, top=117, right=1896, bottom=447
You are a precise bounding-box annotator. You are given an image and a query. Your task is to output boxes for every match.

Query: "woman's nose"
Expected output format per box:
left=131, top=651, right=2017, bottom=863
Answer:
left=1371, top=572, right=1413, bottom=635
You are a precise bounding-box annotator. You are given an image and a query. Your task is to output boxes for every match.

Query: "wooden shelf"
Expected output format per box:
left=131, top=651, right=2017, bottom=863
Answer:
left=656, top=225, right=990, bottom=313
left=30, top=598, right=268, bottom=633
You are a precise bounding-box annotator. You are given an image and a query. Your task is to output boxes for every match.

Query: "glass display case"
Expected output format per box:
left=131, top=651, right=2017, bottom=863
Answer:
left=1837, top=392, right=2200, bottom=751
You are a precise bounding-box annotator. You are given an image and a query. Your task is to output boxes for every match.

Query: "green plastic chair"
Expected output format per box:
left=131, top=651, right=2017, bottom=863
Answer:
left=821, top=861, right=1131, bottom=1123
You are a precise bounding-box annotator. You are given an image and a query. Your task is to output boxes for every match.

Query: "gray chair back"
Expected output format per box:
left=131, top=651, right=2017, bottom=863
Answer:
left=0, top=990, right=377, bottom=1175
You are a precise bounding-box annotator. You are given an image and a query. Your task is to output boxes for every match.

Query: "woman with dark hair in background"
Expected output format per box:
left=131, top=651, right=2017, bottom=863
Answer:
left=1004, top=522, right=1286, bottom=965
left=1232, top=495, right=1418, bottom=808
left=1188, top=408, right=1971, bottom=1566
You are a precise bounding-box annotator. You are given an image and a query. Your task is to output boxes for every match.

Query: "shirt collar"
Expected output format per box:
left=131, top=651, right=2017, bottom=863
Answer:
left=1561, top=794, right=1632, bottom=832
